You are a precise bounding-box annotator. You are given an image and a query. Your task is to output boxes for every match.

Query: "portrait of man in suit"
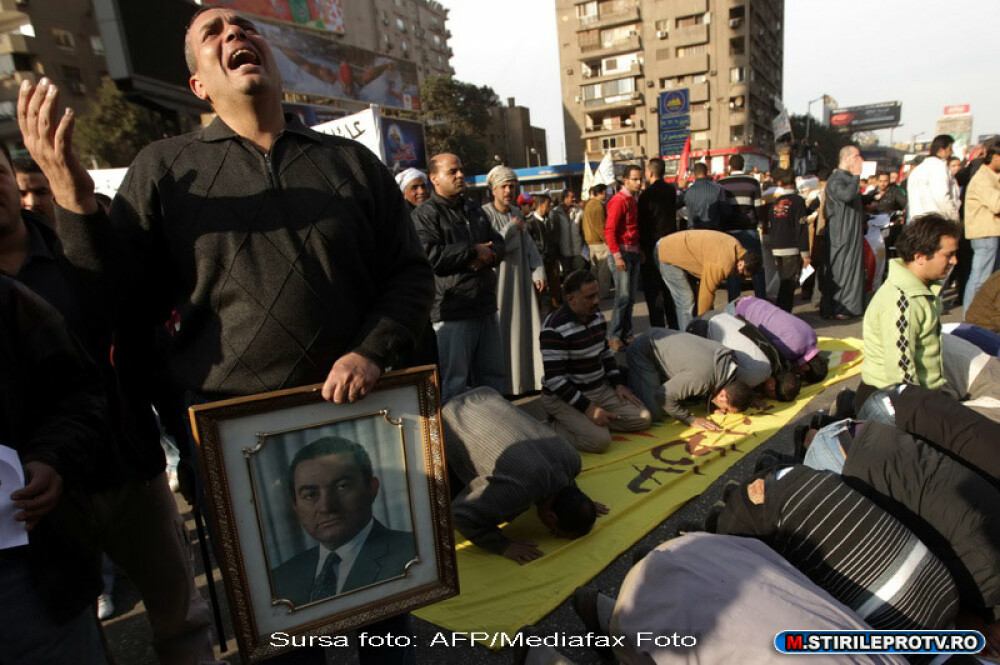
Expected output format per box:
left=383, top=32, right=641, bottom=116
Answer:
left=270, top=436, right=416, bottom=606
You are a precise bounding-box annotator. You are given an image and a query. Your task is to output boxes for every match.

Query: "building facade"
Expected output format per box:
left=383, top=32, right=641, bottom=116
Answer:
left=0, top=0, right=454, bottom=153
left=485, top=97, right=549, bottom=169
left=555, top=0, right=784, bottom=162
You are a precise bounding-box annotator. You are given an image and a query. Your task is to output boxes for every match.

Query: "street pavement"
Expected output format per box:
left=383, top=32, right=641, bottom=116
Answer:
left=100, top=288, right=966, bottom=665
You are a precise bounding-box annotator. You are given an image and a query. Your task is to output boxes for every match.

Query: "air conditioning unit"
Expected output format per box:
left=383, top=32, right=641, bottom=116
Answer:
left=645, top=80, right=654, bottom=88
left=574, top=95, right=582, bottom=103
left=729, top=18, right=741, bottom=28
left=656, top=30, right=668, bottom=39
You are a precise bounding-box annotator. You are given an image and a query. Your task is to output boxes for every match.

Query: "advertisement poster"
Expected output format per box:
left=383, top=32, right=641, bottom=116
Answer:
left=256, top=20, right=420, bottom=111
left=380, top=117, right=427, bottom=170
left=204, top=0, right=345, bottom=34
left=829, top=102, right=901, bottom=132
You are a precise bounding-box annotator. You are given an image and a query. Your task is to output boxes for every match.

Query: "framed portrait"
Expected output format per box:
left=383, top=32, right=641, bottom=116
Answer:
left=189, top=366, right=457, bottom=662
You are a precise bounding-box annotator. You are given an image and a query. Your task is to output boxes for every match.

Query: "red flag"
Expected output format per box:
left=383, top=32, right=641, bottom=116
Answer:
left=677, top=136, right=691, bottom=184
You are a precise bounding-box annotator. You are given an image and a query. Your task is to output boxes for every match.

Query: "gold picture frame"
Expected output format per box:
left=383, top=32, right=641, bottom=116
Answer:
left=189, top=366, right=457, bottom=662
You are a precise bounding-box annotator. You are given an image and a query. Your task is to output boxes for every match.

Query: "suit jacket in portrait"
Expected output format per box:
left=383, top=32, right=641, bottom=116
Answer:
left=270, top=519, right=416, bottom=606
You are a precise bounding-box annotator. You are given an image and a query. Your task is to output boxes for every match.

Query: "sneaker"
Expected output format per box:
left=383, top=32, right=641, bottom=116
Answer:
left=97, top=593, right=115, bottom=621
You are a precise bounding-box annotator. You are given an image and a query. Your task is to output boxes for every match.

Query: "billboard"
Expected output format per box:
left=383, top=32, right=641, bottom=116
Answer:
left=284, top=102, right=347, bottom=125
left=829, top=102, right=901, bottom=132
left=381, top=117, right=427, bottom=171
left=944, top=104, right=971, bottom=116
left=256, top=20, right=420, bottom=111
left=658, top=89, right=690, bottom=157
left=203, top=0, right=345, bottom=34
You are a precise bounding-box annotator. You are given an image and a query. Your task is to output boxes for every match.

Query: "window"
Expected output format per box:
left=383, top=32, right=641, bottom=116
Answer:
left=577, top=1, right=598, bottom=20
left=582, top=77, right=635, bottom=105
left=730, top=36, right=745, bottom=55
left=676, top=14, right=704, bottom=28
left=730, top=125, right=745, bottom=143
left=396, top=17, right=406, bottom=32
left=61, top=65, right=85, bottom=94
left=433, top=34, right=441, bottom=47
left=692, top=131, right=708, bottom=142
left=676, top=44, right=705, bottom=58
left=692, top=74, right=707, bottom=83
left=659, top=77, right=674, bottom=89
left=655, top=48, right=671, bottom=61
left=90, top=35, right=104, bottom=55
left=729, top=95, right=746, bottom=110
left=729, top=6, right=746, bottom=20
left=730, top=66, right=745, bottom=83
left=654, top=19, right=669, bottom=31
left=599, top=25, right=636, bottom=47
left=52, top=28, right=75, bottom=51
left=0, top=53, right=32, bottom=76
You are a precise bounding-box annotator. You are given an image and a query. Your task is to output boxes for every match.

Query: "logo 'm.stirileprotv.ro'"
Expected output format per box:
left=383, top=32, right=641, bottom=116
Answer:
left=774, top=630, right=985, bottom=654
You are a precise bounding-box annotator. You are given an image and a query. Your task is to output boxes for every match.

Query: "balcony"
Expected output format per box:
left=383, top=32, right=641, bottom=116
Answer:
left=0, top=31, right=28, bottom=54
left=582, top=91, right=643, bottom=113
left=656, top=53, right=708, bottom=79
left=579, top=33, right=641, bottom=58
left=581, top=61, right=641, bottom=84
left=689, top=80, right=709, bottom=103
left=671, top=24, right=709, bottom=46
left=728, top=110, right=747, bottom=127
left=577, top=5, right=640, bottom=31
left=581, top=119, right=644, bottom=139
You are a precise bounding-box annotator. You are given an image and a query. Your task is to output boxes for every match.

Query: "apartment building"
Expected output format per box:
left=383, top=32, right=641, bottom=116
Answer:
left=554, top=0, right=784, bottom=162
left=485, top=97, right=549, bottom=169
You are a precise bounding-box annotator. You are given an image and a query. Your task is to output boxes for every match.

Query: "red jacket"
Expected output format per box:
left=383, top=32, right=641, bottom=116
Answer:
left=604, top=189, right=640, bottom=256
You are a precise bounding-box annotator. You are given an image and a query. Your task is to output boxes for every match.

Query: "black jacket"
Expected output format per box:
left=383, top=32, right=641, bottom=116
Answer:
left=863, top=184, right=907, bottom=215
left=56, top=115, right=435, bottom=398
left=637, top=180, right=678, bottom=255
left=843, top=422, right=1000, bottom=618
left=0, top=276, right=105, bottom=622
left=412, top=192, right=504, bottom=322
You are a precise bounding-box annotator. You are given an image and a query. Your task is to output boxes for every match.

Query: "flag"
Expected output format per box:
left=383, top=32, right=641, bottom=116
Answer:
left=595, top=151, right=615, bottom=186
left=677, top=136, right=691, bottom=183
left=772, top=103, right=792, bottom=140
left=581, top=158, right=594, bottom=201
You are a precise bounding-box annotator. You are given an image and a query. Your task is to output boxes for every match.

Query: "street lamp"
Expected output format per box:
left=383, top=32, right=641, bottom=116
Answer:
left=805, top=94, right=826, bottom=141
left=911, top=131, right=925, bottom=153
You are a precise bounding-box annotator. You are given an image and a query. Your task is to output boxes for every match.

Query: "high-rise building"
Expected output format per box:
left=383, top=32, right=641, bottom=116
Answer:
left=554, top=0, right=784, bottom=163
left=0, top=0, right=454, bottom=153
left=485, top=97, right=548, bottom=169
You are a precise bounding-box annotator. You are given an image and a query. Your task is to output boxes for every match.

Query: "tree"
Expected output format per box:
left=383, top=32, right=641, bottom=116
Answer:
left=74, top=77, right=164, bottom=168
left=789, top=113, right=855, bottom=172
left=418, top=75, right=500, bottom=176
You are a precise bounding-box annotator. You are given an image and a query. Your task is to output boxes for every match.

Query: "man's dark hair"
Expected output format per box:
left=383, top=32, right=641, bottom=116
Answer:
left=729, top=154, right=745, bottom=171
left=647, top=157, right=665, bottom=179
left=11, top=156, right=42, bottom=175
left=930, top=134, right=954, bottom=156
left=740, top=252, right=761, bottom=276
left=287, top=436, right=373, bottom=500
left=896, top=214, right=961, bottom=263
left=692, top=162, right=709, bottom=177
left=986, top=144, right=1000, bottom=165
left=551, top=485, right=597, bottom=537
left=982, top=135, right=1000, bottom=153
left=771, top=167, right=794, bottom=187
left=774, top=371, right=801, bottom=402
left=801, top=355, right=829, bottom=384
left=875, top=171, right=889, bottom=179
left=561, top=189, right=576, bottom=204
left=947, top=156, right=961, bottom=165
left=721, top=379, right=753, bottom=411
left=184, top=6, right=217, bottom=75
left=534, top=192, right=551, bottom=204
left=623, top=164, right=642, bottom=180
left=563, top=269, right=597, bottom=296
left=590, top=183, right=607, bottom=197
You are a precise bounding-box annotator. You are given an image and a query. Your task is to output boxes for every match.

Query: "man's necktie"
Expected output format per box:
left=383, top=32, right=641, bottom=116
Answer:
left=310, top=552, right=340, bottom=602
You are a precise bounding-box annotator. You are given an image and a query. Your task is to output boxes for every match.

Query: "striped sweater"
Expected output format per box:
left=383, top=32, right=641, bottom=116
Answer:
left=718, top=466, right=958, bottom=632
left=540, top=304, right=622, bottom=412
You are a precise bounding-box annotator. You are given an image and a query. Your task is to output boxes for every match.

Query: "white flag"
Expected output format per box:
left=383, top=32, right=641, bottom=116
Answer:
left=582, top=158, right=595, bottom=201
left=596, top=151, right=615, bottom=186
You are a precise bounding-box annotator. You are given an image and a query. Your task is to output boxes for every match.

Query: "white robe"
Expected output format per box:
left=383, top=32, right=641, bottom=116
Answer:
left=482, top=203, right=546, bottom=395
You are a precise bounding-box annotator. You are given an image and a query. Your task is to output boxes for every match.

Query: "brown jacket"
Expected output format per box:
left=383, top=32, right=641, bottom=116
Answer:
left=965, top=270, right=1000, bottom=334
left=658, top=230, right=746, bottom=314
left=582, top=197, right=607, bottom=246
left=964, top=165, right=1000, bottom=239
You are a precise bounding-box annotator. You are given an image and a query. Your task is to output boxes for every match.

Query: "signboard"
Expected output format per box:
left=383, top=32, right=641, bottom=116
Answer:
left=944, top=104, right=971, bottom=116
left=380, top=117, right=428, bottom=170
left=204, top=0, right=345, bottom=34
left=936, top=113, right=974, bottom=159
left=829, top=102, right=902, bottom=132
left=313, top=107, right=383, bottom=158
left=284, top=102, right=347, bottom=126
left=257, top=20, right=420, bottom=111
left=658, top=90, right=690, bottom=156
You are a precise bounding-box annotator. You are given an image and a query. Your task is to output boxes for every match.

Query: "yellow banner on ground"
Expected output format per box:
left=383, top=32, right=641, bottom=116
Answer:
left=416, top=338, right=864, bottom=645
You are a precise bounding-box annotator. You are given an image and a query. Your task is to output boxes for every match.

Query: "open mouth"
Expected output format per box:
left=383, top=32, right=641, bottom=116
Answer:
left=228, top=48, right=261, bottom=70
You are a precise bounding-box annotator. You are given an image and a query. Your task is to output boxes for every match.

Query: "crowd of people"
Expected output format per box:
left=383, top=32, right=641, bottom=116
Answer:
left=2, top=5, right=999, bottom=665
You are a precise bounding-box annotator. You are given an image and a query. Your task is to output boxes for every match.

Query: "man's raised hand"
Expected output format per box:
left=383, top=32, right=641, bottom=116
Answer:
left=16, top=78, right=97, bottom=215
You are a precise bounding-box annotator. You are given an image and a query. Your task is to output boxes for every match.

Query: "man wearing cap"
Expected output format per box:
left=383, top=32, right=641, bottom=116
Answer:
left=518, top=192, right=535, bottom=220
left=482, top=165, right=546, bottom=395
left=395, top=167, right=429, bottom=213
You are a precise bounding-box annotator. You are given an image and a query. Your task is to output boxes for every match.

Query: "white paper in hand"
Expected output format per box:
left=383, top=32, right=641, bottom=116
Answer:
left=0, top=444, right=28, bottom=549
left=799, top=263, right=816, bottom=285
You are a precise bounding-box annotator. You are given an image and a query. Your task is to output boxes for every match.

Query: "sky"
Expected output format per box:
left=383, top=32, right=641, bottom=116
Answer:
left=441, top=0, right=999, bottom=164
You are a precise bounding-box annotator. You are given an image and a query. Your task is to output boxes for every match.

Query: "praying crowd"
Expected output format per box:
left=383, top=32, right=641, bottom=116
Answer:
left=2, top=6, right=1000, bottom=665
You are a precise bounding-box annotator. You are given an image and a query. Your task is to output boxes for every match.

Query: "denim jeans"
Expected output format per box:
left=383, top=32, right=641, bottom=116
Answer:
left=726, top=228, right=767, bottom=301
left=657, top=241, right=696, bottom=332
left=434, top=313, right=505, bottom=403
left=606, top=250, right=641, bottom=342
left=802, top=419, right=852, bottom=473
left=964, top=236, right=999, bottom=316
left=856, top=385, right=907, bottom=426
